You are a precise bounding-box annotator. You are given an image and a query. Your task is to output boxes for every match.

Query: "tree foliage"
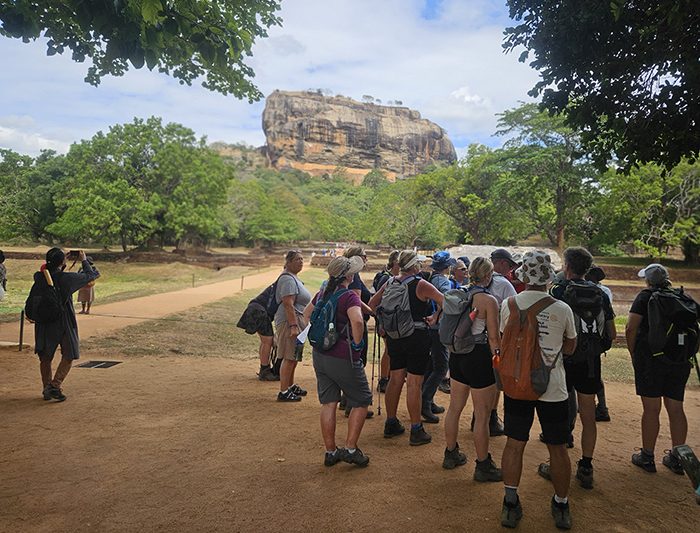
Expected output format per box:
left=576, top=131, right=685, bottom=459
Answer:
left=504, top=0, right=700, bottom=170
left=0, top=0, right=282, bottom=100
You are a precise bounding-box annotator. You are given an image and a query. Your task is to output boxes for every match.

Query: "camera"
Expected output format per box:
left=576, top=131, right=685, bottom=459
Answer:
left=67, top=250, right=81, bottom=260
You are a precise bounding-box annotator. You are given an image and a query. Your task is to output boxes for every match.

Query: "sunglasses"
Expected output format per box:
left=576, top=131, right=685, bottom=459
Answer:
left=457, top=267, right=468, bottom=271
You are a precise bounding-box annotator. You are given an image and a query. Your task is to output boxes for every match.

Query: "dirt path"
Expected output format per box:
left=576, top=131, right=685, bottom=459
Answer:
left=1, top=348, right=698, bottom=532
left=0, top=269, right=280, bottom=346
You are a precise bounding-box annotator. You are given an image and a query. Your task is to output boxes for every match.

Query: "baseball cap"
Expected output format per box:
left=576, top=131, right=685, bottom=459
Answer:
left=457, top=255, right=471, bottom=267
left=637, top=263, right=669, bottom=286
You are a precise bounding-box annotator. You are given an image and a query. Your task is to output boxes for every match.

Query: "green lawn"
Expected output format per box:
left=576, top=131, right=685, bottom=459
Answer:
left=0, top=258, right=259, bottom=321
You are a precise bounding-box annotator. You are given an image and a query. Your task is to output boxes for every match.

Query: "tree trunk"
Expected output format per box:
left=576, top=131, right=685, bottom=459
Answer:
left=120, top=232, right=127, bottom=252
left=682, top=239, right=700, bottom=265
left=556, top=225, right=565, bottom=251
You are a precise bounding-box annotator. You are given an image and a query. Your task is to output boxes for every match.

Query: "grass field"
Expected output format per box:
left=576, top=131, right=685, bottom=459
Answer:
left=0, top=258, right=258, bottom=321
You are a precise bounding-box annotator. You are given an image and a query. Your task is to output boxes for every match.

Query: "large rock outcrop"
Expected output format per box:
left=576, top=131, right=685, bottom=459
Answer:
left=262, top=90, right=457, bottom=181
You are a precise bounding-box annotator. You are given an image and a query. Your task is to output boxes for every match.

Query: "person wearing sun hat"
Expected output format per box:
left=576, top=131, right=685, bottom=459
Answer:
left=303, top=255, right=373, bottom=468
left=626, top=262, right=694, bottom=477
left=421, top=251, right=457, bottom=424
left=499, top=250, right=578, bottom=530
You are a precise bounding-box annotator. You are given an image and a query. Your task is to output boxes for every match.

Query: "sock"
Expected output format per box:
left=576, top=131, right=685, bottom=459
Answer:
left=477, top=453, right=492, bottom=464
left=260, top=364, right=270, bottom=372
left=579, top=456, right=593, bottom=469
left=411, top=423, right=423, bottom=431
left=554, top=494, right=568, bottom=505
left=504, top=486, right=518, bottom=505
left=346, top=448, right=356, bottom=454
left=325, top=448, right=337, bottom=455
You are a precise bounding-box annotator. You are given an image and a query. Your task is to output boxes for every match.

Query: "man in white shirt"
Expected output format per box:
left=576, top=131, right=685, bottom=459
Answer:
left=499, top=250, right=577, bottom=530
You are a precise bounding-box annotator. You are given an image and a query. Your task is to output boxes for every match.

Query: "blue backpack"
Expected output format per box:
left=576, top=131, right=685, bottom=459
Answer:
left=308, top=289, right=349, bottom=351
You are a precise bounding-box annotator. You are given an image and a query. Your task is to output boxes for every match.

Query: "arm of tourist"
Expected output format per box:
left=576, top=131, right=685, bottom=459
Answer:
left=626, top=313, right=642, bottom=357
left=61, top=251, right=100, bottom=294
left=605, top=318, right=617, bottom=344
left=562, top=304, right=577, bottom=356
left=484, top=295, right=501, bottom=354
left=417, top=279, right=443, bottom=325
left=303, top=301, right=315, bottom=323
left=368, top=283, right=386, bottom=312
left=281, top=294, right=298, bottom=337
left=347, top=305, right=364, bottom=345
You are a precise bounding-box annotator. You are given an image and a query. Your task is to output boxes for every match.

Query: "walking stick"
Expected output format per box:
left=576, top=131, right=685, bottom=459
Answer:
left=373, top=317, right=381, bottom=416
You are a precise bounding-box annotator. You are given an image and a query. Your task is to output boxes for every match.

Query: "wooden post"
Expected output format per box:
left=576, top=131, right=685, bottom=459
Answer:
left=240, top=276, right=245, bottom=290
left=192, top=274, right=195, bottom=288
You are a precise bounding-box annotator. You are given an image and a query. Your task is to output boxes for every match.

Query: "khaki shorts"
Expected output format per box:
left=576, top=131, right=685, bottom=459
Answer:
left=276, top=315, right=307, bottom=362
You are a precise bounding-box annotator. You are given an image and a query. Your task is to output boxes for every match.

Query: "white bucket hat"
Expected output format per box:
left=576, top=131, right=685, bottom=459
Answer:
left=515, top=250, right=556, bottom=286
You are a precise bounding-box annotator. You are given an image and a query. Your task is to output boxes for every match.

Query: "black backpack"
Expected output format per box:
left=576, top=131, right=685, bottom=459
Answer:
left=647, top=287, right=700, bottom=365
left=561, top=281, right=609, bottom=376
left=258, top=272, right=297, bottom=319
left=25, top=273, right=65, bottom=324
left=372, top=270, right=390, bottom=292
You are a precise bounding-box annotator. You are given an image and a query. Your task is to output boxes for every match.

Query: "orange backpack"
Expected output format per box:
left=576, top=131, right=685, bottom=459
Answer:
left=494, top=296, right=558, bottom=401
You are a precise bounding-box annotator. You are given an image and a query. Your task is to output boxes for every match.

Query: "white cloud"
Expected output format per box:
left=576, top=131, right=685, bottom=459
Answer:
left=0, top=0, right=541, bottom=155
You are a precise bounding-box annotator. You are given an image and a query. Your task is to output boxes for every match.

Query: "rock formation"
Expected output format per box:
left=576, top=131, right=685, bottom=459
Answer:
left=262, top=90, right=457, bottom=181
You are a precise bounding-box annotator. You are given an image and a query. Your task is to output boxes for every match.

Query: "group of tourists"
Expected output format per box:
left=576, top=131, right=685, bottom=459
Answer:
left=241, top=245, right=698, bottom=530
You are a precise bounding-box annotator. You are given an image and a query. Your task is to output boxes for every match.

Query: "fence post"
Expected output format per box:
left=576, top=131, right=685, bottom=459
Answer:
left=240, top=276, right=245, bottom=290
left=19, top=310, right=24, bottom=352
left=192, top=274, right=195, bottom=288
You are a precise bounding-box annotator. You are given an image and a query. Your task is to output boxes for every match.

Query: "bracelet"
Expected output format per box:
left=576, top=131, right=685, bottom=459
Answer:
left=351, top=339, right=366, bottom=352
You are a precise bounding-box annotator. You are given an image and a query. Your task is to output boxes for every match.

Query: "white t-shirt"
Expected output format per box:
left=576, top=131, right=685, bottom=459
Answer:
left=500, top=290, right=576, bottom=402
left=489, top=273, right=517, bottom=305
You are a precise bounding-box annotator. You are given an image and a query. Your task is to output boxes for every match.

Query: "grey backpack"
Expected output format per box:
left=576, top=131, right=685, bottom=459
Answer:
left=377, top=275, right=426, bottom=339
left=439, top=286, right=488, bottom=354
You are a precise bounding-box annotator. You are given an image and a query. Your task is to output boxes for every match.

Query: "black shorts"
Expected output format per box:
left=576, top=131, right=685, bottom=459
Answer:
left=236, top=302, right=273, bottom=337
left=313, top=350, right=372, bottom=408
left=633, top=356, right=691, bottom=402
left=449, top=343, right=496, bottom=389
left=503, top=395, right=569, bottom=445
left=386, top=330, right=431, bottom=375
left=564, top=356, right=602, bottom=395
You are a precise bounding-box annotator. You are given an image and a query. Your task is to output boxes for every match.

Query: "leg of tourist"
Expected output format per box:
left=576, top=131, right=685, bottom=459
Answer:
left=445, top=379, right=469, bottom=451
left=51, top=357, right=73, bottom=388
left=664, top=397, right=688, bottom=447
left=641, top=396, right=662, bottom=453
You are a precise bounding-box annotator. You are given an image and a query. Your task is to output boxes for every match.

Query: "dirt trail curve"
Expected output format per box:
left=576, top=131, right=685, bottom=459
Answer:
left=0, top=269, right=280, bottom=346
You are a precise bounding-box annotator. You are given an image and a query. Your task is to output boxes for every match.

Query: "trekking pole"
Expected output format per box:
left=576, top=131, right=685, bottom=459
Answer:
left=18, top=310, right=24, bottom=352
left=373, top=317, right=381, bottom=416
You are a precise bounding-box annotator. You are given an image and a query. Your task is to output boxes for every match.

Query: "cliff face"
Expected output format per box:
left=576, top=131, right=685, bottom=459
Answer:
left=262, top=91, right=457, bottom=181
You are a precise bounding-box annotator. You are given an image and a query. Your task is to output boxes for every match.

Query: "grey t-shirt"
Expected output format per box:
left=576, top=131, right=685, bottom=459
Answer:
left=274, top=272, right=312, bottom=326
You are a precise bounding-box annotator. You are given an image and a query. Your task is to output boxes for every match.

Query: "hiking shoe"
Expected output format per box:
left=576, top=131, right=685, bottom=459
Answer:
left=551, top=497, right=572, bottom=530
left=474, top=453, right=503, bottom=482
left=632, top=449, right=656, bottom=473
left=539, top=433, right=574, bottom=448
left=442, top=444, right=467, bottom=469
left=538, top=462, right=552, bottom=481
left=47, top=385, right=66, bottom=402
left=489, top=410, right=505, bottom=436
left=42, top=385, right=52, bottom=401
left=421, top=406, right=440, bottom=424
left=383, top=418, right=406, bottom=438
left=409, top=425, right=432, bottom=446
left=277, top=389, right=302, bottom=402
left=377, top=377, right=388, bottom=393
left=501, top=497, right=523, bottom=529
left=438, top=378, right=451, bottom=394
left=324, top=448, right=342, bottom=467
left=290, top=384, right=307, bottom=396
left=595, top=404, right=610, bottom=422
left=662, top=450, right=684, bottom=475
left=431, top=402, right=445, bottom=414
left=258, top=367, right=279, bottom=381
left=341, top=447, right=370, bottom=467
left=576, top=461, right=594, bottom=489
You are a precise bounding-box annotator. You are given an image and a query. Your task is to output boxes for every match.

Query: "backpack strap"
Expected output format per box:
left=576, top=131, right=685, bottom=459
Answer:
left=513, top=296, right=555, bottom=325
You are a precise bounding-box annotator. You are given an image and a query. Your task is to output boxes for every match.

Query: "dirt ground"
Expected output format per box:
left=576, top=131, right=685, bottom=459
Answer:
left=1, top=347, right=698, bottom=533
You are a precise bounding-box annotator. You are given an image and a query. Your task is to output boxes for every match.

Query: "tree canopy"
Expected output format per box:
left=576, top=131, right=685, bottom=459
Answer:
left=0, top=0, right=282, bottom=100
left=504, top=0, right=700, bottom=171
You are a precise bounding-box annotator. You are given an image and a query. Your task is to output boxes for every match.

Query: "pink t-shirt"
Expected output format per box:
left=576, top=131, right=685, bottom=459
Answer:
left=311, top=289, right=362, bottom=360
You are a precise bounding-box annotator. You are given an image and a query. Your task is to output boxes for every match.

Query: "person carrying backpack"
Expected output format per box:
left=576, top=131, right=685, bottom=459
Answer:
left=442, top=257, right=503, bottom=482
left=303, top=256, right=372, bottom=468
left=497, top=250, right=577, bottom=530
left=26, top=248, right=100, bottom=402
left=421, top=251, right=456, bottom=424
left=626, top=263, right=699, bottom=475
left=369, top=250, right=444, bottom=446
left=373, top=250, right=400, bottom=394
left=545, top=247, right=616, bottom=490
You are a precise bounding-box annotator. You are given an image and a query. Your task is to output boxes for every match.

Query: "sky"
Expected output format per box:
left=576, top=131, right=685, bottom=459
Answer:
left=0, top=0, right=538, bottom=159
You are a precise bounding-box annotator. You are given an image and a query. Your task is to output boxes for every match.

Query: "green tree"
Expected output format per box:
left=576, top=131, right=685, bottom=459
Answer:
left=361, top=168, right=389, bottom=188
left=495, top=103, right=597, bottom=249
left=0, top=0, right=282, bottom=100
left=504, top=0, right=700, bottom=170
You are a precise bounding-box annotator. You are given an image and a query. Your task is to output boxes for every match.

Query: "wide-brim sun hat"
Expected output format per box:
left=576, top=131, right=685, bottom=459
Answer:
left=328, top=256, right=364, bottom=278
left=431, top=250, right=456, bottom=271
left=515, top=250, right=556, bottom=285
